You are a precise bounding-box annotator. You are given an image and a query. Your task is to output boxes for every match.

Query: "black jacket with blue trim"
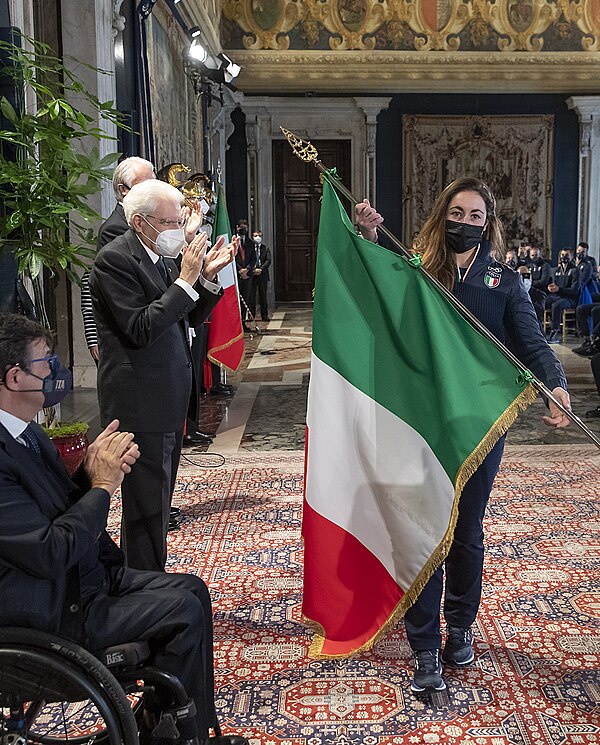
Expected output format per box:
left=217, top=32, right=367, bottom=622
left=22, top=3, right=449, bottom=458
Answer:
left=453, top=249, right=567, bottom=393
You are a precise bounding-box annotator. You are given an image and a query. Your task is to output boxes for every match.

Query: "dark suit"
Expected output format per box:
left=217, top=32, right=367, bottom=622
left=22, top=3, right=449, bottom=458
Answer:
left=0, top=419, right=218, bottom=735
left=235, top=235, right=256, bottom=322
left=89, top=229, right=222, bottom=570
left=249, top=242, right=272, bottom=321
left=97, top=202, right=129, bottom=250
left=81, top=203, right=130, bottom=350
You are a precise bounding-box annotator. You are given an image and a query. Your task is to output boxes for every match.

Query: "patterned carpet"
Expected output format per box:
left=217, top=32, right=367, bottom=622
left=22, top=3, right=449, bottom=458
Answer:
left=148, top=446, right=600, bottom=745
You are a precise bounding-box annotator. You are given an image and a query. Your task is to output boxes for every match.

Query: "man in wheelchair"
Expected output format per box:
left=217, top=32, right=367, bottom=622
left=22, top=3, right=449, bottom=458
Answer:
left=0, top=314, right=248, bottom=745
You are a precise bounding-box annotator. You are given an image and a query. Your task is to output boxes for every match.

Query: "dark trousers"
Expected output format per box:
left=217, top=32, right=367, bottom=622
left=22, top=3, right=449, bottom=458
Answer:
left=84, top=568, right=217, bottom=737
left=546, top=294, right=577, bottom=330
left=120, top=430, right=183, bottom=572
left=576, top=303, right=600, bottom=337
left=404, top=437, right=505, bottom=650
left=187, top=324, right=209, bottom=432
left=238, top=277, right=253, bottom=321
left=528, top=288, right=546, bottom=328
left=249, top=277, right=269, bottom=320
left=591, top=353, right=600, bottom=397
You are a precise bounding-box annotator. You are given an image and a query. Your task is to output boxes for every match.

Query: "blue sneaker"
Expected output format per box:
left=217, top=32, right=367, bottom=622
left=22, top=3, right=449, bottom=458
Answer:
left=547, top=330, right=561, bottom=344
left=442, top=626, right=475, bottom=667
left=410, top=649, right=446, bottom=692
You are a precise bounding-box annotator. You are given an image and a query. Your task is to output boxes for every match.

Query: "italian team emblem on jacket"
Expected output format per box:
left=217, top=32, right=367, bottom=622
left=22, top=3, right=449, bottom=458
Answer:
left=484, top=266, right=502, bottom=289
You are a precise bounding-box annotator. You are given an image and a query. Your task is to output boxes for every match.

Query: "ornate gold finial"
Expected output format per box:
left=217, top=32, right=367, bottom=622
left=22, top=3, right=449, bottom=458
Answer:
left=156, top=163, right=192, bottom=188
left=280, top=127, right=319, bottom=163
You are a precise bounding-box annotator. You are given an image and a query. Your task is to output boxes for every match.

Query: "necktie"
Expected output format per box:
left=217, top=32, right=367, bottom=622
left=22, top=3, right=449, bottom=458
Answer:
left=21, top=424, right=41, bottom=455
left=256, top=248, right=261, bottom=268
left=240, top=242, right=245, bottom=265
left=157, top=257, right=169, bottom=285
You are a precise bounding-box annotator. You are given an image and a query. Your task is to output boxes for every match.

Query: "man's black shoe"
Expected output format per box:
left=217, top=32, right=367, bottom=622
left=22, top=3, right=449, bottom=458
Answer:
left=183, top=431, right=214, bottom=447
left=210, top=384, right=233, bottom=396
left=168, top=518, right=180, bottom=532
left=410, top=649, right=446, bottom=692
left=170, top=506, right=181, bottom=518
left=442, top=625, right=474, bottom=667
left=199, top=737, right=249, bottom=745
left=585, top=406, right=600, bottom=418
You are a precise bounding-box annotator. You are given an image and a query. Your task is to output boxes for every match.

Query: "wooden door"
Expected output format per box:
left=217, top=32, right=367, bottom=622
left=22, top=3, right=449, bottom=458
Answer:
left=273, top=139, right=351, bottom=302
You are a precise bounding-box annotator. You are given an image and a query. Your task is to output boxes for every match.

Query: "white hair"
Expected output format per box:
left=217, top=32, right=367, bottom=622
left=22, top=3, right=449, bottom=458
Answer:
left=112, top=157, right=155, bottom=201
left=123, top=180, right=183, bottom=226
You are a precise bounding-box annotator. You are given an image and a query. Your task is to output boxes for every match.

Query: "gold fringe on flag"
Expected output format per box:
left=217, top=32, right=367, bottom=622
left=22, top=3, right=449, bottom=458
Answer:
left=305, top=381, right=538, bottom=659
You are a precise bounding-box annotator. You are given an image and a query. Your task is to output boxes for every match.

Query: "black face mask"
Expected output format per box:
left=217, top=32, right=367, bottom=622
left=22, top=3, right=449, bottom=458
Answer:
left=560, top=255, right=569, bottom=264
left=445, top=220, right=484, bottom=254
left=507, top=258, right=517, bottom=268
left=237, top=227, right=247, bottom=236
left=577, top=252, right=585, bottom=261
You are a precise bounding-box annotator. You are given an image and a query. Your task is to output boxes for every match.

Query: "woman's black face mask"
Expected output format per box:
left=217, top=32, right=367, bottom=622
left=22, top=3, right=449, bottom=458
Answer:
left=445, top=220, right=484, bottom=255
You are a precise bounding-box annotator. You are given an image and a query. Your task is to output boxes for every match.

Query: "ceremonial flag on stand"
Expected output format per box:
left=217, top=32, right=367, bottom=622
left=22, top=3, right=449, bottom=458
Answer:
left=303, top=178, right=537, bottom=658
left=207, top=186, right=244, bottom=371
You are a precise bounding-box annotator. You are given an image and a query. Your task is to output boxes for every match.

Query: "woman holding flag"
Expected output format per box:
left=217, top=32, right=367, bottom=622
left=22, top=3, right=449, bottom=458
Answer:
left=356, top=177, right=571, bottom=693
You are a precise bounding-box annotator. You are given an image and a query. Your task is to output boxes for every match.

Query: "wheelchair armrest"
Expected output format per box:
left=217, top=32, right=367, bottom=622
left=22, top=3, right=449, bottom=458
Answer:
left=97, top=640, right=151, bottom=670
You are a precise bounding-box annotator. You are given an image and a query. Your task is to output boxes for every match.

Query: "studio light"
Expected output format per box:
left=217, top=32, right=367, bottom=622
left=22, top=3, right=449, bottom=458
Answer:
left=185, top=30, right=242, bottom=92
left=218, top=53, right=241, bottom=85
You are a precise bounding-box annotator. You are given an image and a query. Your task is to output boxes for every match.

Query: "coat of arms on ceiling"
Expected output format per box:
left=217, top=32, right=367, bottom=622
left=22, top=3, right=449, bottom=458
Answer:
left=222, top=0, right=599, bottom=52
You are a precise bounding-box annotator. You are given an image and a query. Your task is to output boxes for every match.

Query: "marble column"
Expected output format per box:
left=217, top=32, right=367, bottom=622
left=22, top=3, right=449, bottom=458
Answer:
left=354, top=97, right=391, bottom=204
left=60, top=0, right=119, bottom=387
left=567, top=96, right=600, bottom=257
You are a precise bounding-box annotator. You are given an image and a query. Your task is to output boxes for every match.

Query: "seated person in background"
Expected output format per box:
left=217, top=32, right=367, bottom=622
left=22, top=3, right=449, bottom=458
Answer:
left=504, top=249, right=518, bottom=269
left=576, top=244, right=599, bottom=296
left=529, top=247, right=551, bottom=329
left=517, top=264, right=545, bottom=328
left=517, top=242, right=531, bottom=267
left=0, top=313, right=247, bottom=745
left=577, top=241, right=597, bottom=275
left=585, top=351, right=600, bottom=418
left=546, top=249, right=579, bottom=343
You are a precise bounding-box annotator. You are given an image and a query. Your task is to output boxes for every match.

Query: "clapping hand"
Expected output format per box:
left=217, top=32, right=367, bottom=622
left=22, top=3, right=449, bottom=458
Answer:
left=203, top=235, right=239, bottom=281
left=182, top=205, right=203, bottom=244
left=84, top=419, right=140, bottom=494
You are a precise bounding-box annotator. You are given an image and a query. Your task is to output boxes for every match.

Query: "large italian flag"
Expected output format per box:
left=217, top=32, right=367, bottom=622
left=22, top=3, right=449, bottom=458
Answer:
left=207, top=186, right=244, bottom=371
left=303, top=178, right=537, bottom=658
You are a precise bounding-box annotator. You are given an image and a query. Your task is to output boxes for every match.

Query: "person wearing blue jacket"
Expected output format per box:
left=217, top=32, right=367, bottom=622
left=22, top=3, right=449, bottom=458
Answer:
left=356, top=177, right=570, bottom=694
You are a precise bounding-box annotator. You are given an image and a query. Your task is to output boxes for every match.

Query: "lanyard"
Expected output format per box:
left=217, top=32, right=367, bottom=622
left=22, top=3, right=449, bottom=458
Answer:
left=458, top=246, right=480, bottom=283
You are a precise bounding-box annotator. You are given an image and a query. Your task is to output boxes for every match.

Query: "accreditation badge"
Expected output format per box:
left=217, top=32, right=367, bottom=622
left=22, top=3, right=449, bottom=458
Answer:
left=484, top=266, right=502, bottom=289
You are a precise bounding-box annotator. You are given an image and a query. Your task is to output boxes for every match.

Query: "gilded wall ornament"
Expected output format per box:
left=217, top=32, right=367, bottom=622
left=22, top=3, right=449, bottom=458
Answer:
left=221, top=0, right=599, bottom=51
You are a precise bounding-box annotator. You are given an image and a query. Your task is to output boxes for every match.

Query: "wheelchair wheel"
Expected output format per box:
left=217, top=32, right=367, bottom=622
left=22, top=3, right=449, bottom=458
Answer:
left=0, top=628, right=139, bottom=745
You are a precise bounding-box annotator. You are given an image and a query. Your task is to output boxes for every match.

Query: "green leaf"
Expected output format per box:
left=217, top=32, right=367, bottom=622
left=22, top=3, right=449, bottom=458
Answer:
left=28, top=254, right=43, bottom=280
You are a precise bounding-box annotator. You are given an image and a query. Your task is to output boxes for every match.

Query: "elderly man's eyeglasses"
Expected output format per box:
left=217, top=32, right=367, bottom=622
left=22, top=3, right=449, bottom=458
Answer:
left=144, top=214, right=187, bottom=229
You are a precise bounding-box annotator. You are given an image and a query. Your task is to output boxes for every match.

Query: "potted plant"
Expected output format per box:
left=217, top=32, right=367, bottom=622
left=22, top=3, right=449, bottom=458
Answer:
left=0, top=33, right=124, bottom=325
left=41, top=421, right=90, bottom=475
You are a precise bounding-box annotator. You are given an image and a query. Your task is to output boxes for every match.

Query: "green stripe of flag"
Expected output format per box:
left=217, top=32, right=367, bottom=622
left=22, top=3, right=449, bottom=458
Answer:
left=312, top=178, right=531, bottom=483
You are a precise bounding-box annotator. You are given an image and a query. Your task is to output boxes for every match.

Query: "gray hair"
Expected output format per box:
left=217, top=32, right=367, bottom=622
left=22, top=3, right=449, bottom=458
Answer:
left=112, top=157, right=155, bottom=201
left=123, top=180, right=184, bottom=226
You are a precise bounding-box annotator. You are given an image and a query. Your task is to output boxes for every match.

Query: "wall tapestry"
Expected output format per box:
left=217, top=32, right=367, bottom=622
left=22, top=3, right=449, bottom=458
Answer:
left=402, top=115, right=554, bottom=251
left=145, top=10, right=200, bottom=170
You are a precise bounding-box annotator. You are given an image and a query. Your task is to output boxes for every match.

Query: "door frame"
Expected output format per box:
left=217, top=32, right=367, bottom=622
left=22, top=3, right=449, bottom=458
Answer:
left=224, top=96, right=391, bottom=305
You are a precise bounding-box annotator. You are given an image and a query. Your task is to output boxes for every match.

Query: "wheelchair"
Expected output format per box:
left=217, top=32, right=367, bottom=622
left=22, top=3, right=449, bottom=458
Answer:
left=0, top=627, right=200, bottom=745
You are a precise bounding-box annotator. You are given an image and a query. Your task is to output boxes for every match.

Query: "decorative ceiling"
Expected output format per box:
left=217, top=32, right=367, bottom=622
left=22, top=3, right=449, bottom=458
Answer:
left=215, top=0, right=600, bottom=92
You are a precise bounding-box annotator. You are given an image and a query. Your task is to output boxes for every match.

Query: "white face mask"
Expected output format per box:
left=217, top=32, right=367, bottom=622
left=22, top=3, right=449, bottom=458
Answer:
left=522, top=278, right=532, bottom=291
left=253, top=236, right=261, bottom=245
left=141, top=216, right=186, bottom=258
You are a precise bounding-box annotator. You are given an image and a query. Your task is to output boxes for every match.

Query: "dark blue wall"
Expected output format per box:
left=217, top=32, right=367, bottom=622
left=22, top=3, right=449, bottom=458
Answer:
left=376, top=94, right=579, bottom=261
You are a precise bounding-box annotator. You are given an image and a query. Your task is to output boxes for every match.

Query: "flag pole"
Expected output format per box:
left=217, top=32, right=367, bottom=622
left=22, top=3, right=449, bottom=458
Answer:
left=280, top=127, right=600, bottom=450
